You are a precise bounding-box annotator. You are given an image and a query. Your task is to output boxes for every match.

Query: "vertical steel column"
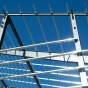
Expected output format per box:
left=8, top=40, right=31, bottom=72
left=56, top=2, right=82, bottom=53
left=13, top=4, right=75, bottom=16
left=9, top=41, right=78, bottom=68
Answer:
left=70, top=12, right=87, bottom=86
left=0, top=15, right=8, bottom=87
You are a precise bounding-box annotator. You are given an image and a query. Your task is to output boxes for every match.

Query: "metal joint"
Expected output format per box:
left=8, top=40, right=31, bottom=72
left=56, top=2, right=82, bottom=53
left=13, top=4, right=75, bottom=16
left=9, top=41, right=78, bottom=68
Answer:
left=35, top=12, right=38, bottom=15
left=70, top=9, right=74, bottom=19
left=86, top=12, right=88, bottom=16
left=77, top=52, right=82, bottom=56
left=78, top=68, right=85, bottom=72
left=2, top=10, right=8, bottom=19
left=23, top=49, right=25, bottom=57
left=74, top=39, right=78, bottom=42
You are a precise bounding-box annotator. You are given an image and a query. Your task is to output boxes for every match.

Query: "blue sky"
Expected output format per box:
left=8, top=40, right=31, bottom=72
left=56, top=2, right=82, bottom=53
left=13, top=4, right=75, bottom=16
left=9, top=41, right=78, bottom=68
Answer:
left=0, top=0, right=88, bottom=13
left=0, top=0, right=88, bottom=88
left=0, top=0, right=88, bottom=51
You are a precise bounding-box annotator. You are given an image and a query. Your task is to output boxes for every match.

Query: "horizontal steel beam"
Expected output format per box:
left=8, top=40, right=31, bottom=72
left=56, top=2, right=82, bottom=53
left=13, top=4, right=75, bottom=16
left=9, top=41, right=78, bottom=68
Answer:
left=6, top=79, right=62, bottom=88
left=2, top=49, right=88, bottom=63
left=0, top=49, right=88, bottom=65
left=1, top=50, right=78, bottom=62
left=0, top=13, right=88, bottom=16
left=0, top=71, right=80, bottom=78
left=0, top=65, right=88, bottom=80
left=0, top=38, right=76, bottom=52
left=0, top=72, right=81, bottom=84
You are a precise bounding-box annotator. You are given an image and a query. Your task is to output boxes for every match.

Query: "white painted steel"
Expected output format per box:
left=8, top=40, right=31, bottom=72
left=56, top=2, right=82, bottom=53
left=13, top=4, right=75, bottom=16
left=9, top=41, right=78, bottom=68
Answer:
left=70, top=14, right=87, bottom=86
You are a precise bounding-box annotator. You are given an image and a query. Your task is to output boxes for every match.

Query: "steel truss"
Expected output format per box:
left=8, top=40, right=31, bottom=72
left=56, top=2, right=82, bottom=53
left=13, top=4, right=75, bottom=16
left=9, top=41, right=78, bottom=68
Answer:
left=0, top=3, right=88, bottom=88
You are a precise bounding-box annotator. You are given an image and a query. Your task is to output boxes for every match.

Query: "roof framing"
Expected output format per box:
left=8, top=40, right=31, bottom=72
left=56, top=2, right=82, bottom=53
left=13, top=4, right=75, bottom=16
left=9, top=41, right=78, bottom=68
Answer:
left=0, top=3, right=88, bottom=87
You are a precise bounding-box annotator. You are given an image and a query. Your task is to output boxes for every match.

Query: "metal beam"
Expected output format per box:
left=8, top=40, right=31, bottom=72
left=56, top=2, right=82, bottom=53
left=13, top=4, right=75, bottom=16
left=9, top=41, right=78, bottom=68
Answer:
left=2, top=50, right=88, bottom=63
left=0, top=16, right=8, bottom=48
left=0, top=15, right=8, bottom=87
left=0, top=11, right=88, bottom=88
left=0, top=72, right=81, bottom=84
left=0, top=65, right=88, bottom=80
left=0, top=50, right=88, bottom=66
left=0, top=13, right=87, bottom=16
left=1, top=80, right=8, bottom=88
left=0, top=37, right=77, bottom=62
left=0, top=50, right=88, bottom=63
left=0, top=50, right=78, bottom=62
left=7, top=17, right=41, bottom=88
left=0, top=71, right=80, bottom=78
left=70, top=13, right=87, bottom=85
left=0, top=38, right=76, bottom=52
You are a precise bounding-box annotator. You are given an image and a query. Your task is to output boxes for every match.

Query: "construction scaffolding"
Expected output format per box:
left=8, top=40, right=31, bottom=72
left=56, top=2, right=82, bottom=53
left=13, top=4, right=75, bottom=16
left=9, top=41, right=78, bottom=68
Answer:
left=0, top=3, right=88, bottom=88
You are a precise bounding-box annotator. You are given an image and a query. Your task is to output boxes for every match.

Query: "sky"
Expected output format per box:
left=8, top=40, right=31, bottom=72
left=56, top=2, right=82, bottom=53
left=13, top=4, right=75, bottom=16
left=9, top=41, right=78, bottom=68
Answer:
left=0, top=0, right=88, bottom=50
left=0, top=0, right=88, bottom=88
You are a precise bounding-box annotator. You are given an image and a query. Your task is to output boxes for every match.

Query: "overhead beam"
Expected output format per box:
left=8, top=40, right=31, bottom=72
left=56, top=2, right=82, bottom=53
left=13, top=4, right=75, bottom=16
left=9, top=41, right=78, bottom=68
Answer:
left=0, top=66, right=88, bottom=80
left=0, top=72, right=81, bottom=84
left=0, top=13, right=87, bottom=16
left=2, top=50, right=88, bottom=63
left=0, top=37, right=77, bottom=62
left=0, top=50, right=78, bottom=62
left=1, top=50, right=88, bottom=66
left=0, top=38, right=76, bottom=52
left=0, top=49, right=88, bottom=65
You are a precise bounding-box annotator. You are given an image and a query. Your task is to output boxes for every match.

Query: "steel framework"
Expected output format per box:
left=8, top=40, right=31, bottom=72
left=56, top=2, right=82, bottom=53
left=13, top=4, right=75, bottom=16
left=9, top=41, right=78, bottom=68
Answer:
left=0, top=3, right=88, bottom=88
